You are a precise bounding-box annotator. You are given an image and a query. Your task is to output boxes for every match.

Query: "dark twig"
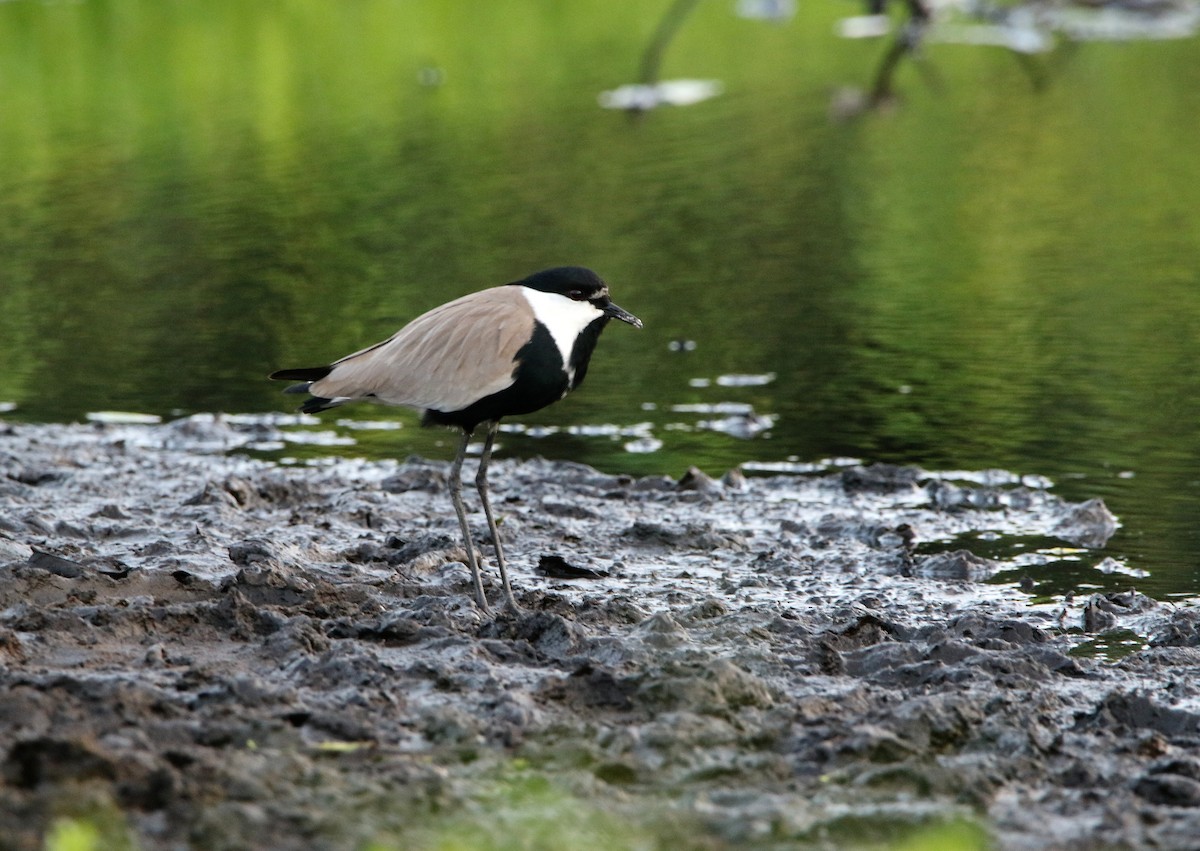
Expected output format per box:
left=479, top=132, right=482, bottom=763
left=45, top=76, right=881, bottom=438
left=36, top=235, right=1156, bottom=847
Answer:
left=869, top=0, right=936, bottom=107
left=639, top=0, right=705, bottom=86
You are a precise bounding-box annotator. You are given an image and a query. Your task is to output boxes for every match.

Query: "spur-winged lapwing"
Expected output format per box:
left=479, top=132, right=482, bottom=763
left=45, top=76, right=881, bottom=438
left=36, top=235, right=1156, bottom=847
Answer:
left=270, top=266, right=642, bottom=613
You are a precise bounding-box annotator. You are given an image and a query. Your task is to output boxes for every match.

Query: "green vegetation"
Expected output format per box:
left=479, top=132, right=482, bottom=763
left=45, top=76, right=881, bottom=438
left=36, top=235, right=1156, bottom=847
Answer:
left=35, top=760, right=992, bottom=850
left=44, top=819, right=103, bottom=851
left=365, top=770, right=680, bottom=851
left=363, top=767, right=992, bottom=851
left=42, top=798, right=136, bottom=851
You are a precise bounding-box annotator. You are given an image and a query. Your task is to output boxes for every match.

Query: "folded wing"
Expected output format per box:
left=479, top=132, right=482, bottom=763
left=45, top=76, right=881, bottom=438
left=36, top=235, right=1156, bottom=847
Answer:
left=308, top=287, right=535, bottom=414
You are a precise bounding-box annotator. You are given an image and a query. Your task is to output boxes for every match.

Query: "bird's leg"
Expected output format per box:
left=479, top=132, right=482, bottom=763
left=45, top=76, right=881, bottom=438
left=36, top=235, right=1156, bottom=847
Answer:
left=449, top=428, right=490, bottom=614
left=476, top=420, right=520, bottom=612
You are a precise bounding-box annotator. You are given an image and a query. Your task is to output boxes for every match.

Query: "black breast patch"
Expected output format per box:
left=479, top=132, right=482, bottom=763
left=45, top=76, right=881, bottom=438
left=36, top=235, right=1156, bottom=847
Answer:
left=423, top=322, right=569, bottom=432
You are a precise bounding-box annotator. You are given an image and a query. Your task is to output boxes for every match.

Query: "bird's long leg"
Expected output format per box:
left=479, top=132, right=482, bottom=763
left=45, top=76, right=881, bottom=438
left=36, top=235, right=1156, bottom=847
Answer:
left=476, top=419, right=519, bottom=612
left=448, top=428, right=491, bottom=613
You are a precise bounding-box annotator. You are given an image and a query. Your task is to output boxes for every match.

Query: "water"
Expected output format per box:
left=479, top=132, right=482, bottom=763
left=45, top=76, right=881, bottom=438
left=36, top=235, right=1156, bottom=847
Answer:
left=2, top=0, right=1199, bottom=600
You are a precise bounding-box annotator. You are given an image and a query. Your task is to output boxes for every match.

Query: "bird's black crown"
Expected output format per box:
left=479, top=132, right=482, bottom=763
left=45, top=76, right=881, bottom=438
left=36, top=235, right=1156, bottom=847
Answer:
left=512, top=266, right=608, bottom=302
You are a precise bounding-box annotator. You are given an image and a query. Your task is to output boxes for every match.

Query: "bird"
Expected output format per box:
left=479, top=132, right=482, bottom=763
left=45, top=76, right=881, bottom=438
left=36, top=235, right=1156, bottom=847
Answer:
left=270, top=266, right=642, bottom=614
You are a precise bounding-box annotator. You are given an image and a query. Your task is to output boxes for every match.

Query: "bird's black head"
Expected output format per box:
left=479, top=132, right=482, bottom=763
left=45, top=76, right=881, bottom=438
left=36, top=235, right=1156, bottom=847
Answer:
left=512, top=266, right=642, bottom=328
left=515, top=266, right=607, bottom=300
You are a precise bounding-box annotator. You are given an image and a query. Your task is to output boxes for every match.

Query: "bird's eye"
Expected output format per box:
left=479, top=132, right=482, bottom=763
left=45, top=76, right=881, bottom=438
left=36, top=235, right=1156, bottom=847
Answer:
left=567, top=289, right=587, bottom=301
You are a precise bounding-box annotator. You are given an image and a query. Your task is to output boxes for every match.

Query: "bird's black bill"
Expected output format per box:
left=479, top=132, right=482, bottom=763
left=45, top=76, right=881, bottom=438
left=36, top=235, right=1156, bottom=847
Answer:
left=604, top=301, right=643, bottom=329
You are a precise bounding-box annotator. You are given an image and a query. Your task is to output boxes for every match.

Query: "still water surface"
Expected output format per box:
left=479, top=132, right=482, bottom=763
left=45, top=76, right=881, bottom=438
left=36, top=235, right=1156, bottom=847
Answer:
left=2, top=1, right=1199, bottom=600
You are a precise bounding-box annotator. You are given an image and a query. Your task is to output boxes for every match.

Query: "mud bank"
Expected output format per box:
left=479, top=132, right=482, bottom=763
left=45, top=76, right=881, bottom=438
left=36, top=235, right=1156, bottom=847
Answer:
left=2, top=418, right=1199, bottom=850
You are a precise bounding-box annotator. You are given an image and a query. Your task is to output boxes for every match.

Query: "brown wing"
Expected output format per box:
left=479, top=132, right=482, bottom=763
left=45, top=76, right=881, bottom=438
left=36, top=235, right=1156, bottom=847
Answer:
left=308, top=287, right=535, bottom=413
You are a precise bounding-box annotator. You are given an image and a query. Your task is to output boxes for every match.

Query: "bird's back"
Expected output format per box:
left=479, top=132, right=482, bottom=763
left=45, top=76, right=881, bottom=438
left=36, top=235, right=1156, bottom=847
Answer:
left=309, top=287, right=535, bottom=413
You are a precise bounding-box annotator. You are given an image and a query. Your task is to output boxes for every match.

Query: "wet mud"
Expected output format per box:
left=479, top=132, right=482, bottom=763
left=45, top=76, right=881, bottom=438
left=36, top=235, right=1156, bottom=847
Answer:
left=2, top=418, right=1199, bottom=849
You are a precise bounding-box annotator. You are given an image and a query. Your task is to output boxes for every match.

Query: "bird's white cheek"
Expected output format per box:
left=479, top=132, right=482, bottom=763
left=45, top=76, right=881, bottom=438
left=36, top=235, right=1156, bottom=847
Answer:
left=520, top=289, right=603, bottom=366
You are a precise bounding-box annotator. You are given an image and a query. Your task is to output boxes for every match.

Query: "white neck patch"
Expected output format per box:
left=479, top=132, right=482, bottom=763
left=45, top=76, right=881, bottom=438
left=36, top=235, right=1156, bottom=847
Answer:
left=519, top=287, right=605, bottom=382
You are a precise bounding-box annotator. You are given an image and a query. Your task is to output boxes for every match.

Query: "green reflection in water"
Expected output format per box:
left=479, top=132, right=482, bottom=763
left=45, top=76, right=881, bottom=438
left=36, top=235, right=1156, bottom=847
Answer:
left=2, top=0, right=1199, bottom=597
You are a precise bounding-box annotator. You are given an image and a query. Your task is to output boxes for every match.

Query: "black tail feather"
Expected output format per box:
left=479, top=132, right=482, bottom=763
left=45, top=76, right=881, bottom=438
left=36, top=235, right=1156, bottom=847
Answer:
left=299, top=396, right=341, bottom=414
left=270, top=365, right=340, bottom=414
left=269, top=365, right=333, bottom=383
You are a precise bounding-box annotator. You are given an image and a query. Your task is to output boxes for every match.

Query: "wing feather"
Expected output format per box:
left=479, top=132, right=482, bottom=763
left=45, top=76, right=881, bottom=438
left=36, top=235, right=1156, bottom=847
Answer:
left=308, top=287, right=534, bottom=413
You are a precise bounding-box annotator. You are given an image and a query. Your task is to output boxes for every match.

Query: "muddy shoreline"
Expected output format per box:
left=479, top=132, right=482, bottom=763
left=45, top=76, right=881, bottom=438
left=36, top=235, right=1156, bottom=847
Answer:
left=2, top=418, right=1199, bottom=849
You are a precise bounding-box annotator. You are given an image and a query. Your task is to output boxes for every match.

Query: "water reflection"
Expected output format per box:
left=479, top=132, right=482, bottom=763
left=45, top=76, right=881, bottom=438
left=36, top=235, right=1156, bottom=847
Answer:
left=833, top=0, right=1200, bottom=110
left=598, top=80, right=724, bottom=111
left=1, top=0, right=1199, bottom=599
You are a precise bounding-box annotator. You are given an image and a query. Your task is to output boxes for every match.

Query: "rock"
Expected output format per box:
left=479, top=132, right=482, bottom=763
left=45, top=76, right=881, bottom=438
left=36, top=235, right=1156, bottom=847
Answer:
left=839, top=464, right=922, bottom=494
left=632, top=475, right=676, bottom=492
left=1081, top=591, right=1156, bottom=632
left=634, top=658, right=775, bottom=714
left=839, top=724, right=920, bottom=762
left=3, top=737, right=117, bottom=787
left=623, top=521, right=746, bottom=551
left=636, top=611, right=689, bottom=649
left=27, top=549, right=85, bottom=578
left=536, top=555, right=608, bottom=579
left=1083, top=692, right=1200, bottom=739
left=380, top=466, right=446, bottom=493
left=1134, top=773, right=1200, bottom=807
left=9, top=467, right=62, bottom=486
left=721, top=468, right=748, bottom=490
left=677, top=466, right=721, bottom=494
left=1150, top=608, right=1200, bottom=647
left=678, top=597, right=729, bottom=624
left=482, top=611, right=586, bottom=658
left=0, top=536, right=34, bottom=565
left=538, top=500, right=599, bottom=519
left=1053, top=498, right=1118, bottom=548
left=228, top=540, right=278, bottom=567
left=912, top=550, right=1000, bottom=581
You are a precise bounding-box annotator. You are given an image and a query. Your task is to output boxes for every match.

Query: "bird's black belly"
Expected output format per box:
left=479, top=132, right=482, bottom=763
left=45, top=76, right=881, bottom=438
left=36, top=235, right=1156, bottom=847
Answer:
left=423, top=322, right=570, bottom=433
